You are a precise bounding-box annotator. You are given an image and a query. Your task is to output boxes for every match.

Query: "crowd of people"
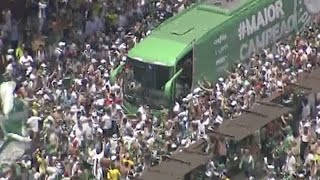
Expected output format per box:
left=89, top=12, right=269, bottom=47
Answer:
left=201, top=23, right=320, bottom=180
left=0, top=0, right=319, bottom=180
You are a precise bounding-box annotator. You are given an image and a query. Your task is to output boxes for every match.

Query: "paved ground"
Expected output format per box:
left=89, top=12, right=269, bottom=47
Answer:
left=0, top=141, right=29, bottom=165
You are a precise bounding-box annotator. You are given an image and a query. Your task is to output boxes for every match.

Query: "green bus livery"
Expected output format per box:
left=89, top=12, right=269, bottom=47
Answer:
left=111, top=0, right=319, bottom=113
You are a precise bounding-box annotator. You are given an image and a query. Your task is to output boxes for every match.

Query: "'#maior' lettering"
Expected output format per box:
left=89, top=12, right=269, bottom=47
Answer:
left=243, top=0, right=285, bottom=38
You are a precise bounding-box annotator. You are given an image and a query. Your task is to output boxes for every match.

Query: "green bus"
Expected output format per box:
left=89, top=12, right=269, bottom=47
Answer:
left=111, top=0, right=319, bottom=113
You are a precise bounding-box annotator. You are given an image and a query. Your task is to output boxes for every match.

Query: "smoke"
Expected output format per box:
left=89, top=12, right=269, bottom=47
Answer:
left=304, top=0, right=320, bottom=15
left=0, top=81, right=29, bottom=139
left=0, top=81, right=16, bottom=117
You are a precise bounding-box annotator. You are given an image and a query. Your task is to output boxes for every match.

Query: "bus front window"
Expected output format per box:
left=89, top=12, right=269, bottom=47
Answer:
left=124, top=58, right=171, bottom=108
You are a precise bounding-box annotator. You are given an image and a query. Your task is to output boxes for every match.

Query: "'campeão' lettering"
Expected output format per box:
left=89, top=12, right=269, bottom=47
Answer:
left=240, top=14, right=295, bottom=60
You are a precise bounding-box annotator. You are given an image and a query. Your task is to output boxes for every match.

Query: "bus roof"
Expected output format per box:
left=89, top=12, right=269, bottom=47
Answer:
left=128, top=0, right=255, bottom=66
left=128, top=36, right=188, bottom=67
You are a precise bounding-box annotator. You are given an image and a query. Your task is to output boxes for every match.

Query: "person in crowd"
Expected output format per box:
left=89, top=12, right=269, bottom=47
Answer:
left=239, top=148, right=255, bottom=179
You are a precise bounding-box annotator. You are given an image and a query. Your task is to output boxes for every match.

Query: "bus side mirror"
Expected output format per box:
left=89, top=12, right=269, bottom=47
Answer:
left=110, top=63, right=124, bottom=84
left=164, top=69, right=183, bottom=99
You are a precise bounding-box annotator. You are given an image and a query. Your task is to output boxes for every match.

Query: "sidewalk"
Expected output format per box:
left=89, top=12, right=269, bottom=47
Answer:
left=0, top=141, right=29, bottom=165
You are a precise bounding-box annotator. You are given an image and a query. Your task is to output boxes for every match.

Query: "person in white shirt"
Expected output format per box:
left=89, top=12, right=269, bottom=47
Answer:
left=36, top=46, right=46, bottom=64
left=137, top=105, right=147, bottom=121
left=5, top=62, right=14, bottom=79
left=192, top=116, right=209, bottom=136
left=216, top=78, right=227, bottom=92
left=102, top=108, right=113, bottom=138
left=285, top=151, right=296, bottom=176
left=102, top=114, right=112, bottom=129
left=173, top=102, right=180, bottom=114
left=89, top=145, right=105, bottom=180
left=202, top=111, right=211, bottom=124
left=176, top=0, right=185, bottom=13
left=192, top=116, right=211, bottom=153
left=26, top=116, right=41, bottom=140
left=110, top=134, right=119, bottom=154
left=178, top=108, right=189, bottom=137
left=315, top=111, right=320, bottom=131
left=83, top=119, right=95, bottom=141
left=19, top=51, right=33, bottom=68
left=214, top=114, right=223, bottom=125
left=71, top=121, right=84, bottom=145
left=300, top=123, right=311, bottom=161
left=304, top=150, right=314, bottom=166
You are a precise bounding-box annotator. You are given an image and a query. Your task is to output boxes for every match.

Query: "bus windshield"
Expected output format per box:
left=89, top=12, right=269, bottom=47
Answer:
left=123, top=58, right=171, bottom=108
left=129, top=58, right=170, bottom=89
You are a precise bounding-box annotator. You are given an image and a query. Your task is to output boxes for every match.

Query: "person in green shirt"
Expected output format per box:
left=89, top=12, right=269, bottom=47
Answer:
left=264, top=136, right=276, bottom=161
left=282, top=135, right=293, bottom=153
left=106, top=13, right=118, bottom=28
left=282, top=125, right=293, bottom=137
left=239, top=148, right=255, bottom=178
left=281, top=113, right=293, bottom=136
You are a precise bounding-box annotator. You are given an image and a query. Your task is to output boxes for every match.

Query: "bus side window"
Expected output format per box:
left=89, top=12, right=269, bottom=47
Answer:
left=175, top=51, right=193, bottom=99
